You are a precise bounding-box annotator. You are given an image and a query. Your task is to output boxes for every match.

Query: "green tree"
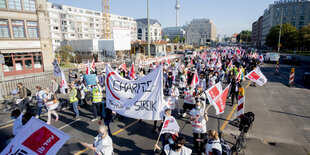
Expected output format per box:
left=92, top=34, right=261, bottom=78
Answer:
left=300, top=24, right=310, bottom=49
left=181, top=36, right=186, bottom=43
left=266, top=23, right=298, bottom=50
left=237, top=30, right=252, bottom=43
left=173, top=36, right=180, bottom=43
left=163, top=35, right=168, bottom=40
left=57, top=45, right=74, bottom=63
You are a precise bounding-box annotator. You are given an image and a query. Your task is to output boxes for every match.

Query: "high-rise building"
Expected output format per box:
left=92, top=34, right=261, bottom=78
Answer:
left=251, top=16, right=263, bottom=48
left=162, top=26, right=186, bottom=41
left=186, top=19, right=217, bottom=46
left=0, top=0, right=53, bottom=77
left=46, top=2, right=137, bottom=52
left=261, top=0, right=310, bottom=45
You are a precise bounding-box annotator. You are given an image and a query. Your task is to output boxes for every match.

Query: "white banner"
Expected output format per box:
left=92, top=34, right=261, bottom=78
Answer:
left=160, top=116, right=179, bottom=135
left=245, top=67, right=267, bottom=86
left=1, top=117, right=70, bottom=155
left=204, top=82, right=222, bottom=104
left=105, top=65, right=165, bottom=120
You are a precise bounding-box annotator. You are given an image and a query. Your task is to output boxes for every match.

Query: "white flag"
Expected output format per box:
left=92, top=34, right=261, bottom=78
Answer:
left=245, top=67, right=267, bottom=86
left=212, top=84, right=230, bottom=115
left=160, top=116, right=179, bottom=135
left=204, top=82, right=222, bottom=104
left=105, top=65, right=165, bottom=120
left=1, top=117, right=70, bottom=155
left=60, top=70, right=68, bottom=94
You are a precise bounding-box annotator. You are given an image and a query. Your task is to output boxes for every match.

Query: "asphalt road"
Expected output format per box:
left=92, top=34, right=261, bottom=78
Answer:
left=1, top=58, right=310, bottom=155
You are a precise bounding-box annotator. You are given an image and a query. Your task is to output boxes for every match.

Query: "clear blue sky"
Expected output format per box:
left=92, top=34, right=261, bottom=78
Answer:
left=48, top=0, right=273, bottom=36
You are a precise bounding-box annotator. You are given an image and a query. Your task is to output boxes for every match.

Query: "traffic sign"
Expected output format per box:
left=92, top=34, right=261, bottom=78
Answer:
left=0, top=54, right=4, bottom=64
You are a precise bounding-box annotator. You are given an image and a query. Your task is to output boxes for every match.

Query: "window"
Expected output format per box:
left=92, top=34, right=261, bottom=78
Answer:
left=300, top=16, right=304, bottom=20
left=0, top=0, right=6, bottom=8
left=23, top=0, right=35, bottom=11
left=299, top=21, right=304, bottom=26
left=27, top=21, right=38, bottom=38
left=12, top=20, right=25, bottom=38
left=53, top=26, right=58, bottom=30
left=0, top=19, right=10, bottom=38
left=8, top=0, right=21, bottom=10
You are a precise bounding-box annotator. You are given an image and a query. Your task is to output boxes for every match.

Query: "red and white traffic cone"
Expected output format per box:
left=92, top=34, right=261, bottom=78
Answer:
left=275, top=61, right=279, bottom=75
left=237, top=87, right=245, bottom=119
left=289, top=68, right=295, bottom=87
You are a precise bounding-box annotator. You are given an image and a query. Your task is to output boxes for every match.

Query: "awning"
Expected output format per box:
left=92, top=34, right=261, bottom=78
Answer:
left=0, top=48, right=41, bottom=54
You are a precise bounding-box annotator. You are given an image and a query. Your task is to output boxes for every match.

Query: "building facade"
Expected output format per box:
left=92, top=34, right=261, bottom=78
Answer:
left=162, top=26, right=186, bottom=41
left=46, top=2, right=137, bottom=52
left=136, top=18, right=162, bottom=41
left=186, top=19, right=217, bottom=46
left=251, top=16, right=263, bottom=48
left=0, top=0, right=53, bottom=77
left=261, top=0, right=310, bottom=45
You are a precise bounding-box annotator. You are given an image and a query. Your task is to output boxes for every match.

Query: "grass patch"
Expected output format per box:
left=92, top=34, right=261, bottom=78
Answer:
left=60, top=62, right=76, bottom=68
left=282, top=50, right=310, bottom=56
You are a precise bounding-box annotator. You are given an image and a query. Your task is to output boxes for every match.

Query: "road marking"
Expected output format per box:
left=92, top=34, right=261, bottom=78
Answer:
left=220, top=104, right=237, bottom=131
left=112, top=119, right=140, bottom=135
left=0, top=120, right=14, bottom=126
left=58, top=118, right=81, bottom=130
left=74, top=119, right=139, bottom=155
left=0, top=123, right=13, bottom=130
left=74, top=148, right=89, bottom=155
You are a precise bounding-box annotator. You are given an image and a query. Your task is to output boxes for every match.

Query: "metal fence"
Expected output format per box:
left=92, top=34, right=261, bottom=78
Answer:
left=0, top=70, right=69, bottom=98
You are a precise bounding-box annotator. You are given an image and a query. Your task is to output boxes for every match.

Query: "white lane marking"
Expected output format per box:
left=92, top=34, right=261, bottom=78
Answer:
left=58, top=118, right=81, bottom=130
left=0, top=120, right=14, bottom=126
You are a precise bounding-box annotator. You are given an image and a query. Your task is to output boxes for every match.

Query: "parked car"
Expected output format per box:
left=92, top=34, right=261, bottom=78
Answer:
left=283, top=55, right=301, bottom=65
left=303, top=72, right=310, bottom=83
left=264, top=52, right=280, bottom=62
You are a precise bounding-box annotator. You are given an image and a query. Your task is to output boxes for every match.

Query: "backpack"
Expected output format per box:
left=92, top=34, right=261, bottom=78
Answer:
left=26, top=88, right=31, bottom=96
left=74, top=73, right=77, bottom=79
left=220, top=139, right=231, bottom=155
left=56, top=84, right=61, bottom=94
left=76, top=89, right=82, bottom=99
left=239, top=112, right=255, bottom=133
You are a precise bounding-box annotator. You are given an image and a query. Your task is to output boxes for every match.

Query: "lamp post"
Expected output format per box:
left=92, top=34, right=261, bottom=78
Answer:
left=277, top=8, right=283, bottom=52
left=147, top=0, right=151, bottom=57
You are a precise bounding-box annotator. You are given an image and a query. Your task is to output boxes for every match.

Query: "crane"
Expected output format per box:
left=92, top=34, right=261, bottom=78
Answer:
left=102, top=0, right=111, bottom=39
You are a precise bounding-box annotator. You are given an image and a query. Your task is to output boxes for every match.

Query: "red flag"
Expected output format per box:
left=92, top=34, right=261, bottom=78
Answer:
left=91, top=59, right=96, bottom=72
left=129, top=62, right=135, bottom=80
left=212, top=84, right=230, bottom=115
left=167, top=59, right=171, bottom=65
left=118, top=62, right=127, bottom=72
left=191, top=58, right=193, bottom=65
left=86, top=60, right=91, bottom=74
left=191, top=70, right=199, bottom=87
left=236, top=70, right=242, bottom=82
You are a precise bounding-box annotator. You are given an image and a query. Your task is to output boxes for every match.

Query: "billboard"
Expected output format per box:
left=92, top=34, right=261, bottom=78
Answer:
left=113, top=28, right=131, bottom=51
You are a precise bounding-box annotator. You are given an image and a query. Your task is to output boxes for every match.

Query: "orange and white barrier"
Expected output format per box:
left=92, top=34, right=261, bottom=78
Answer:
left=237, top=87, right=245, bottom=118
left=275, top=61, right=279, bottom=75
left=289, top=68, right=295, bottom=86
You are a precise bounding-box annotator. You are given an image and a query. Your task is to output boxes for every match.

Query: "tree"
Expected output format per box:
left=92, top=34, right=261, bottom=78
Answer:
left=57, top=45, right=74, bottom=63
left=163, top=35, right=168, bottom=40
left=181, top=36, right=186, bottom=43
left=266, top=23, right=298, bottom=50
left=300, top=24, right=310, bottom=49
left=173, top=36, right=180, bottom=43
left=237, top=30, right=252, bottom=43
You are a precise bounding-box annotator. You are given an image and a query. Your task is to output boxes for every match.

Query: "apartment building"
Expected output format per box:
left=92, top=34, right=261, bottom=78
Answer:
left=136, top=18, right=162, bottom=41
left=0, top=0, right=53, bottom=77
left=186, top=19, right=217, bottom=46
left=46, top=2, right=137, bottom=52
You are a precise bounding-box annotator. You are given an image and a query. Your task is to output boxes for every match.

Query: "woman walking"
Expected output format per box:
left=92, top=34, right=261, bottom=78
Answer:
left=43, top=88, right=59, bottom=125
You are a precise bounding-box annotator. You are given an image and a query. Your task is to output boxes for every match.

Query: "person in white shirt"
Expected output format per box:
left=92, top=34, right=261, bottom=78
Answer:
left=154, top=136, right=192, bottom=155
left=11, top=109, right=23, bottom=137
left=82, top=125, right=113, bottom=155
left=43, top=88, right=59, bottom=125
left=169, top=84, right=180, bottom=115
left=189, top=101, right=209, bottom=154
left=182, top=85, right=196, bottom=117
left=205, top=130, right=222, bottom=155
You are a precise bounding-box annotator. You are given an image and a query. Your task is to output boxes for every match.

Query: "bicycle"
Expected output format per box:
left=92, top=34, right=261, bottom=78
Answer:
left=230, top=125, right=251, bottom=155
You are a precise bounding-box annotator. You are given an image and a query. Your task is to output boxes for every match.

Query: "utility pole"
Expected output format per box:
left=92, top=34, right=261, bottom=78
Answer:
left=277, top=8, right=283, bottom=52
left=147, top=0, right=151, bottom=57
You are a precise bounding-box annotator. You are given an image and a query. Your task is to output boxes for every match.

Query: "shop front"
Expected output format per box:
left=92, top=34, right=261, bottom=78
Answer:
left=1, top=52, right=44, bottom=76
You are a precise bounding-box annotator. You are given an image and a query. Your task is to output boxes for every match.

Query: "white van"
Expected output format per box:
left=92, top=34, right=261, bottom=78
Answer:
left=264, top=52, right=280, bottom=62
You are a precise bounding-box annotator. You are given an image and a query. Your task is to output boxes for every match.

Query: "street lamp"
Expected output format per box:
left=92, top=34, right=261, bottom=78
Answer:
left=147, top=0, right=151, bottom=57
left=277, top=8, right=283, bottom=52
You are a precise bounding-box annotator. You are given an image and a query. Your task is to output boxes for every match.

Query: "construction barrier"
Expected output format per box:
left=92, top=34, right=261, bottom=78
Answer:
left=275, top=61, right=279, bottom=75
left=237, top=87, right=245, bottom=119
left=289, top=68, right=295, bottom=86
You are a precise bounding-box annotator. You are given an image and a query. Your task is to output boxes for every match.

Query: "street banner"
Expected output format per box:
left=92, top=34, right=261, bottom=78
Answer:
left=105, top=65, right=165, bottom=120
left=160, top=116, right=179, bottom=135
left=52, top=59, right=61, bottom=77
left=204, top=82, right=222, bottom=104
left=60, top=71, right=68, bottom=94
left=245, top=67, right=267, bottom=86
left=1, top=117, right=70, bottom=155
left=84, top=74, right=97, bottom=86
left=212, top=84, right=230, bottom=115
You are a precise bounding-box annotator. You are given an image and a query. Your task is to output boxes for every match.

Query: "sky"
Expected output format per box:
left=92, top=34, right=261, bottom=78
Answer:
left=48, top=0, right=274, bottom=36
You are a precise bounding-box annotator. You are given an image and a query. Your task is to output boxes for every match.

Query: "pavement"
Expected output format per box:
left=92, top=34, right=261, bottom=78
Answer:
left=0, top=61, right=310, bottom=155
